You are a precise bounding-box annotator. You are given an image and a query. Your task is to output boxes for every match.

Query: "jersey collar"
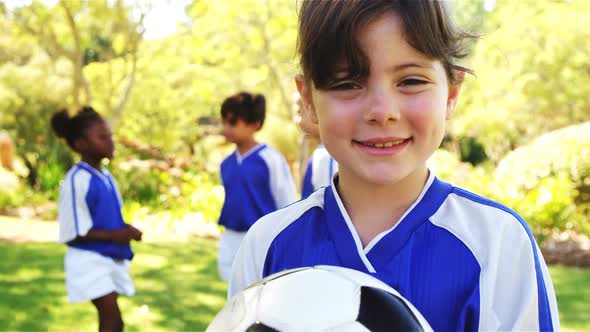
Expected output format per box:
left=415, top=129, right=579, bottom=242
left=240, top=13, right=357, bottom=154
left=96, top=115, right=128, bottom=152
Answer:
left=76, top=161, right=112, bottom=188
left=323, top=171, right=453, bottom=273
left=235, top=143, right=266, bottom=163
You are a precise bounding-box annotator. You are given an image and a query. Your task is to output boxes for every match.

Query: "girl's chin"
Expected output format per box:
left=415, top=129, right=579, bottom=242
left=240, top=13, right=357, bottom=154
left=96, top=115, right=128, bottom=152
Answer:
left=361, top=167, right=428, bottom=187
left=352, top=172, right=408, bottom=187
left=365, top=177, right=404, bottom=187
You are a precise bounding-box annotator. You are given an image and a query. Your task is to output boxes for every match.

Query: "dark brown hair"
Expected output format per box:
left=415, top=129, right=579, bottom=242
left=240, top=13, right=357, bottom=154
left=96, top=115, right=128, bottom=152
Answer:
left=221, top=92, right=266, bottom=126
left=297, top=0, right=475, bottom=88
left=51, top=106, right=103, bottom=150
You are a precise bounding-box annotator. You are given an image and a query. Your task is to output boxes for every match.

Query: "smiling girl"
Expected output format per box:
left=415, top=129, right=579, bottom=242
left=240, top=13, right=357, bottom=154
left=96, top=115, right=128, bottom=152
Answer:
left=228, top=1, right=559, bottom=330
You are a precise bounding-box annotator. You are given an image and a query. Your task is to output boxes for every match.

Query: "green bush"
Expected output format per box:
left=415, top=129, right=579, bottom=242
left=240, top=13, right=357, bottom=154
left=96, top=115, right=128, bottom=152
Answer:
left=37, top=161, right=68, bottom=201
left=494, top=122, right=590, bottom=240
left=458, top=136, right=488, bottom=166
left=114, top=162, right=170, bottom=206
left=0, top=168, right=24, bottom=210
left=114, top=161, right=223, bottom=225
left=428, top=149, right=472, bottom=182
left=428, top=149, right=495, bottom=192
left=0, top=162, right=58, bottom=219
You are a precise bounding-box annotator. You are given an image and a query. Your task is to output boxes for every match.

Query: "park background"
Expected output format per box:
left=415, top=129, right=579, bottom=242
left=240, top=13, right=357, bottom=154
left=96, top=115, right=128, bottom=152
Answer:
left=0, top=0, right=588, bottom=330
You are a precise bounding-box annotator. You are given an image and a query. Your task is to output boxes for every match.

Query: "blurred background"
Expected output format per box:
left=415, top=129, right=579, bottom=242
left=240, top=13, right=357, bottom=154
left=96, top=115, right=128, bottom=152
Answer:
left=0, top=0, right=588, bottom=331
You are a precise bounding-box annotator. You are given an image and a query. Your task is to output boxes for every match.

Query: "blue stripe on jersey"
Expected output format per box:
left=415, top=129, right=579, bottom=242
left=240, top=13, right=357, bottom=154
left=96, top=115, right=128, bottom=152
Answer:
left=71, top=167, right=83, bottom=236
left=452, top=187, right=554, bottom=331
left=301, top=159, right=314, bottom=199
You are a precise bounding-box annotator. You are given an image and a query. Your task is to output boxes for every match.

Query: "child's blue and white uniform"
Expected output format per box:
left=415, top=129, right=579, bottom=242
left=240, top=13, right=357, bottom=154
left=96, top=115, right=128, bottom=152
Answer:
left=301, top=145, right=338, bottom=198
left=229, top=172, right=559, bottom=331
left=217, top=143, right=297, bottom=281
left=58, top=161, right=135, bottom=303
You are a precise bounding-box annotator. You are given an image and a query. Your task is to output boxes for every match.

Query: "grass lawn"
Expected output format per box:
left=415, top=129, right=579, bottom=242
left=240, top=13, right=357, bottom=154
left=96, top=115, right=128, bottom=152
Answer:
left=0, top=240, right=227, bottom=331
left=0, top=239, right=588, bottom=331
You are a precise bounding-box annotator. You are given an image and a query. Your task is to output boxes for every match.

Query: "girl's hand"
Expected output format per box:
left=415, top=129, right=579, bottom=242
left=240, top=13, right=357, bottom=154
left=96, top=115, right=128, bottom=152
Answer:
left=128, top=225, right=143, bottom=241
left=111, top=227, right=140, bottom=243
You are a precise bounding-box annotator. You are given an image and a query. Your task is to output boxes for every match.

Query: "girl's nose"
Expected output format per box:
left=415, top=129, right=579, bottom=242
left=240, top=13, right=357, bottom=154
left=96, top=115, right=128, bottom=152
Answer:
left=364, top=88, right=400, bottom=125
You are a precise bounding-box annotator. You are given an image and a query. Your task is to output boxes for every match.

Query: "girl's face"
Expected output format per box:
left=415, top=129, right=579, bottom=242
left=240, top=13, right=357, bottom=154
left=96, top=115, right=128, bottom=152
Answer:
left=297, top=12, right=461, bottom=186
left=78, top=119, right=115, bottom=160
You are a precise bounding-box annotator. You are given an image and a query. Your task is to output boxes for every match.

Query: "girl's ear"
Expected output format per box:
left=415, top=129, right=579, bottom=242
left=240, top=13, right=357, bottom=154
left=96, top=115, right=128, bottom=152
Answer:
left=446, top=71, right=465, bottom=120
left=295, top=74, right=319, bottom=125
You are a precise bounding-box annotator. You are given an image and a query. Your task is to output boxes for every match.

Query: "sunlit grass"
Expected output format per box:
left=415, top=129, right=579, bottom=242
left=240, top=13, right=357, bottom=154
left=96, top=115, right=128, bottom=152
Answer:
left=0, top=240, right=227, bottom=331
left=0, top=240, right=588, bottom=330
left=550, top=265, right=590, bottom=331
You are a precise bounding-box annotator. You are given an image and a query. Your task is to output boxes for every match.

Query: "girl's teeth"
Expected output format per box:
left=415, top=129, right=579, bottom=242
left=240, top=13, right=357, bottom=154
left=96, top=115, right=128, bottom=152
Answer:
left=365, top=139, right=405, bottom=148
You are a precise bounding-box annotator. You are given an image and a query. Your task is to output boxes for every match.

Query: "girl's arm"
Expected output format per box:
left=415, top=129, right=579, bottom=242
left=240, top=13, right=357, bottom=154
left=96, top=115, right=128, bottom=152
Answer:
left=75, top=225, right=142, bottom=243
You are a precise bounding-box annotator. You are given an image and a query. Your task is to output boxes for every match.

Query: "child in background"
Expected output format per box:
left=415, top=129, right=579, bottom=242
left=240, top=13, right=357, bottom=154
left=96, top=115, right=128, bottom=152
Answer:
left=51, top=106, right=142, bottom=332
left=217, top=91, right=297, bottom=282
left=229, top=1, right=559, bottom=330
left=294, top=91, right=338, bottom=198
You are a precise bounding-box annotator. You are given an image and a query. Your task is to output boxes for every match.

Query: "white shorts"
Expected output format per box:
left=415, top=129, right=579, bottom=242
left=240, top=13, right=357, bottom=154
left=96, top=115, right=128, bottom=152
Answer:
left=217, top=229, right=247, bottom=282
left=65, top=247, right=135, bottom=303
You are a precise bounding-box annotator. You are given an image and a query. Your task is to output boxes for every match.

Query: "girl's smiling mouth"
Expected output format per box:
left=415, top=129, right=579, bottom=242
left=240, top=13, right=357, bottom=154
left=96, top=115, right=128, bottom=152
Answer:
left=352, top=136, right=412, bottom=155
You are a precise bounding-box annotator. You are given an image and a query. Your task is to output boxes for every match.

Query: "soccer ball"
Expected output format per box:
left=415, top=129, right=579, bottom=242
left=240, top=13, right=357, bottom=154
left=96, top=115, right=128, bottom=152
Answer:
left=207, top=265, right=432, bottom=331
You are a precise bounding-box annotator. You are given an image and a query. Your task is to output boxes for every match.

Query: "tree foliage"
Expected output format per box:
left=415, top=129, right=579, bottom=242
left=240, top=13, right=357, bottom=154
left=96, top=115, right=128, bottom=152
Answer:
left=452, top=0, right=590, bottom=161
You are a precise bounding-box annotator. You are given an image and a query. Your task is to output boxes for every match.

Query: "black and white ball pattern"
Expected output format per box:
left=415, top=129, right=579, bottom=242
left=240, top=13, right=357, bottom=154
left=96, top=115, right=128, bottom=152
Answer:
left=207, top=265, right=432, bottom=332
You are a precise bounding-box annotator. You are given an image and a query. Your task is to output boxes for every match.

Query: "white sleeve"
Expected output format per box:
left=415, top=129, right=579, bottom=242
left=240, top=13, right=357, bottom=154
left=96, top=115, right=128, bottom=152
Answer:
left=311, top=146, right=338, bottom=191
left=482, top=230, right=560, bottom=331
left=228, top=192, right=326, bottom=299
left=431, top=194, right=560, bottom=331
left=57, top=170, right=94, bottom=243
left=260, top=148, right=298, bottom=208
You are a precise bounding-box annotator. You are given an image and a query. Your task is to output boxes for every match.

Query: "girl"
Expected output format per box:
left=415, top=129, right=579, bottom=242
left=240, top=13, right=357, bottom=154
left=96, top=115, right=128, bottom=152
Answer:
left=52, top=106, right=142, bottom=332
left=229, top=1, right=559, bottom=331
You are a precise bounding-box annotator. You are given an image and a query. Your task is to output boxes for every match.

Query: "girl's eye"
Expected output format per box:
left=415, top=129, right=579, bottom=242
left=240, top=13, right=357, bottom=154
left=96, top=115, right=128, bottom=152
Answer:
left=399, top=78, right=427, bottom=86
left=330, top=82, right=361, bottom=91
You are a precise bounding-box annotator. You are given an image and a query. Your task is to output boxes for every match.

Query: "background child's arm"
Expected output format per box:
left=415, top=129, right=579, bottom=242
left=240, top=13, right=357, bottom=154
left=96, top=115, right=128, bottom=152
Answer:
left=74, top=225, right=142, bottom=243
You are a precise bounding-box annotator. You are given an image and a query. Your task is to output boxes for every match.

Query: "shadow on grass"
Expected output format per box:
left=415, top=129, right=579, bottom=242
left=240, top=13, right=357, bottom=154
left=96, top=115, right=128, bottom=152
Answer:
left=127, top=240, right=227, bottom=331
left=0, top=242, right=67, bottom=331
left=0, top=239, right=227, bottom=331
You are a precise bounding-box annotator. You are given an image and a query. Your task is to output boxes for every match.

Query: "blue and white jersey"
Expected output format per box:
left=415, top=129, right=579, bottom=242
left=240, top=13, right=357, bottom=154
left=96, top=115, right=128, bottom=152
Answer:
left=57, top=162, right=133, bottom=260
left=229, top=172, right=559, bottom=331
left=301, top=145, right=338, bottom=199
left=218, top=143, right=298, bottom=232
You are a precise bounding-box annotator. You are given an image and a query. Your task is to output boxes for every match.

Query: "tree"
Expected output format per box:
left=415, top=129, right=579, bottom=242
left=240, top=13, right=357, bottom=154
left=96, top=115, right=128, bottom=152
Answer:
left=451, top=0, right=590, bottom=161
left=0, top=0, right=147, bottom=188
left=110, top=0, right=301, bottom=162
left=10, top=0, right=146, bottom=120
